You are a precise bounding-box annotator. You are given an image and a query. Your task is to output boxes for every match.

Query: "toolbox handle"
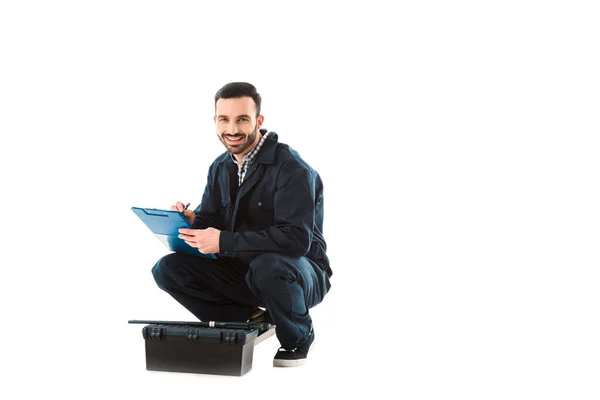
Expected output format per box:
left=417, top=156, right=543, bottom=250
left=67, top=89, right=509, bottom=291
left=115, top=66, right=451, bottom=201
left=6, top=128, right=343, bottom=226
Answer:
left=128, top=319, right=272, bottom=332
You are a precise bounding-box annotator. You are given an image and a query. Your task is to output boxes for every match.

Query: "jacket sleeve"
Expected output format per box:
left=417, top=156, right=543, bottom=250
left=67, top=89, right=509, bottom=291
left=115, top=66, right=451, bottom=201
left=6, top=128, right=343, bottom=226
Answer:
left=219, top=163, right=315, bottom=258
left=192, top=170, right=224, bottom=230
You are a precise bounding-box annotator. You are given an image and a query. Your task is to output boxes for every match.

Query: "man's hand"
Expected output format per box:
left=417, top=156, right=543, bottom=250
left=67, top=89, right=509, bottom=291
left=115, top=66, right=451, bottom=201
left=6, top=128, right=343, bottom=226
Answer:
left=171, top=201, right=195, bottom=225
left=179, top=227, right=221, bottom=255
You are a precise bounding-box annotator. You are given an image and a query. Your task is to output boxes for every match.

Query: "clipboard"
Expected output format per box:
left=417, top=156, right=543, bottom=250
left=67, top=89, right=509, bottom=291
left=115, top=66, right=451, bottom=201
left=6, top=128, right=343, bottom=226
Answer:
left=131, top=207, right=217, bottom=258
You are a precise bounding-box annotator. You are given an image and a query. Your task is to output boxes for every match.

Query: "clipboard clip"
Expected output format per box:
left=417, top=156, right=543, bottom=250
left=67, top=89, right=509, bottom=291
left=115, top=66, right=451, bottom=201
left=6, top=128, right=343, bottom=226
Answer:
left=142, top=209, right=171, bottom=217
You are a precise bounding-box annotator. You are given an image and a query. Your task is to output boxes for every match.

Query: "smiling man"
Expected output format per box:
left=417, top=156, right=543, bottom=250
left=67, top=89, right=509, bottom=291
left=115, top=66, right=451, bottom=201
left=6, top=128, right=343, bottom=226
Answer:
left=151, top=82, right=333, bottom=367
left=216, top=98, right=263, bottom=160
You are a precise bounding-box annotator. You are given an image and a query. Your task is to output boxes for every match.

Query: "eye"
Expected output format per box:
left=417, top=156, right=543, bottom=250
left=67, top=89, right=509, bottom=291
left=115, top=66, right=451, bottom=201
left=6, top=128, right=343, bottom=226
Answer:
left=238, top=117, right=249, bottom=123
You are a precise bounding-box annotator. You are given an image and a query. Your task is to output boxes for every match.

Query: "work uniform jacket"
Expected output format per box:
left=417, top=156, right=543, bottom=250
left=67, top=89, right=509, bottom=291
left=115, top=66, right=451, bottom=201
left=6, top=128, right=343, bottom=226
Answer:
left=192, top=132, right=333, bottom=279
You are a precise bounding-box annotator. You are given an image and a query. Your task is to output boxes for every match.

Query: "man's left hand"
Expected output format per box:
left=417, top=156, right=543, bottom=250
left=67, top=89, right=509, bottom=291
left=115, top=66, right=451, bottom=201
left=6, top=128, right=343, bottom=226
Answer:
left=179, top=227, right=221, bottom=255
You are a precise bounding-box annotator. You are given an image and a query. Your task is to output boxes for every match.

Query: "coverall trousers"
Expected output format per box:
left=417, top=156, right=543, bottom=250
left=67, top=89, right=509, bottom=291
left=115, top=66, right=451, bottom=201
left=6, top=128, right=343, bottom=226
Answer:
left=151, top=252, right=329, bottom=349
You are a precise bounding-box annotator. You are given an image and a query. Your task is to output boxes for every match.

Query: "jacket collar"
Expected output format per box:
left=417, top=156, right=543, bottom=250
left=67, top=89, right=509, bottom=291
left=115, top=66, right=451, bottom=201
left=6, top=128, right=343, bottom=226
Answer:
left=253, top=129, right=277, bottom=165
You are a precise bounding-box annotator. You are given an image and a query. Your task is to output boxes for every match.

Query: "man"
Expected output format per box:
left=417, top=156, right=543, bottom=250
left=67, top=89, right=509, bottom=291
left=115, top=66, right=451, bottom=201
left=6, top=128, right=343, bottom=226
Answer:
left=151, top=82, right=332, bottom=367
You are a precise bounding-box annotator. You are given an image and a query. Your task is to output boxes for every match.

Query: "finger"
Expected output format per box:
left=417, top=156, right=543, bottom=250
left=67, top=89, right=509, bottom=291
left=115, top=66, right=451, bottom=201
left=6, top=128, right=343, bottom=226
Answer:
left=183, top=210, right=194, bottom=217
left=183, top=239, right=198, bottom=248
left=175, top=201, right=184, bottom=212
left=179, top=228, right=193, bottom=235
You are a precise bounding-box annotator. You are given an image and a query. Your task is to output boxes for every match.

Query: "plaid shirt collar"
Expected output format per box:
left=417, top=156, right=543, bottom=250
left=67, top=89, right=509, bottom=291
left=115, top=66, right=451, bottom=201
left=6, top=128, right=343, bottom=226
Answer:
left=231, top=130, right=270, bottom=185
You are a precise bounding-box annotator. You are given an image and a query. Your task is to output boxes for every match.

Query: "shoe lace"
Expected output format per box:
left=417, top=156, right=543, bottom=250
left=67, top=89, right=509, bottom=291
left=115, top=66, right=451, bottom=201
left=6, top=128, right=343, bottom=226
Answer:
left=278, top=346, right=297, bottom=353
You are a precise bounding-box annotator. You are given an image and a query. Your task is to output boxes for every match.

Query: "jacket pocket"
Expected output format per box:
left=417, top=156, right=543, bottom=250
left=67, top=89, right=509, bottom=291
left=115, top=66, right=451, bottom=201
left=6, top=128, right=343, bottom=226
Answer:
left=248, top=193, right=275, bottom=227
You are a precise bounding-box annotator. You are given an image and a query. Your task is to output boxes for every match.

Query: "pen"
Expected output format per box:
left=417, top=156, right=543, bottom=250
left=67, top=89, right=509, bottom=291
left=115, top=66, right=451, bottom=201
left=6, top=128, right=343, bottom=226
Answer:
left=183, top=202, right=190, bottom=211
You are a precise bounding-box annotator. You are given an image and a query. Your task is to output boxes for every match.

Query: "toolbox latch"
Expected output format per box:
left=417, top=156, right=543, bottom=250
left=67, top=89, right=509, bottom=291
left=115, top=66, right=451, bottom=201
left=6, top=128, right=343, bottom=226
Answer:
left=142, top=326, right=165, bottom=340
left=187, top=328, right=200, bottom=341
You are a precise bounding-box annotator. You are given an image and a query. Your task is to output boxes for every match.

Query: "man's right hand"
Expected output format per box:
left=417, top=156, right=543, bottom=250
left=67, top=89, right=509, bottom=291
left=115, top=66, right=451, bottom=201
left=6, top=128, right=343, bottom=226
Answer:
left=171, top=201, right=196, bottom=225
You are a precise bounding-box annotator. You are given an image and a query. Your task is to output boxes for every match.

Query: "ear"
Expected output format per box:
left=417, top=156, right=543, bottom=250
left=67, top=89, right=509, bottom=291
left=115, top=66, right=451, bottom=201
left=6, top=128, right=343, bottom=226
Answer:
left=256, top=114, right=264, bottom=128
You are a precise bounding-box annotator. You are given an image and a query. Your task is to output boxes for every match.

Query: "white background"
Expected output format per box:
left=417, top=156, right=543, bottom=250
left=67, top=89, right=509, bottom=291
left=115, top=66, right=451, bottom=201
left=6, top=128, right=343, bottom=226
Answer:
left=1, top=1, right=599, bottom=399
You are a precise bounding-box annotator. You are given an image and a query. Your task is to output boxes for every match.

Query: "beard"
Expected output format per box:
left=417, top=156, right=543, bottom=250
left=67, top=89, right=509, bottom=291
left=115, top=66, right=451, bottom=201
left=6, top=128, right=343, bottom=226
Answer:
left=219, top=125, right=258, bottom=155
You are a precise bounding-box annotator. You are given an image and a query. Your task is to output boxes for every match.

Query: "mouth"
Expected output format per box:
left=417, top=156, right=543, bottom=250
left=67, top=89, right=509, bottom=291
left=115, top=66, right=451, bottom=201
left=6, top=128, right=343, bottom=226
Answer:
left=224, top=135, right=244, bottom=145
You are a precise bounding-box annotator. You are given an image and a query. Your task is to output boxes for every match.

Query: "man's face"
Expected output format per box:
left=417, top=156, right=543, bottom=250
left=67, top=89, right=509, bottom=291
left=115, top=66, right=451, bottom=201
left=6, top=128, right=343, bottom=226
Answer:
left=214, top=97, right=263, bottom=156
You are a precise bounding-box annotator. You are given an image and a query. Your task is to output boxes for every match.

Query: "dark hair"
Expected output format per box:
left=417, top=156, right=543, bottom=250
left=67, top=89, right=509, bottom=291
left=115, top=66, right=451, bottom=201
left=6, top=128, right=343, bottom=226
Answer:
left=214, top=82, right=262, bottom=116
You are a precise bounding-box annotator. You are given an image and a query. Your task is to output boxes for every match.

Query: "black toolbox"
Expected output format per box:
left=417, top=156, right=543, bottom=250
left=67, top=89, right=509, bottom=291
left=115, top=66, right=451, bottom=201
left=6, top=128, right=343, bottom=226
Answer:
left=129, top=320, right=276, bottom=377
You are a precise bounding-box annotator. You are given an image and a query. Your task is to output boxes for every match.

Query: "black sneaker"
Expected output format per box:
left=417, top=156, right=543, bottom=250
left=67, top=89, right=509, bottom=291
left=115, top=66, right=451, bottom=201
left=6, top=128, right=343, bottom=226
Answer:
left=248, top=307, right=272, bottom=324
left=273, top=327, right=315, bottom=367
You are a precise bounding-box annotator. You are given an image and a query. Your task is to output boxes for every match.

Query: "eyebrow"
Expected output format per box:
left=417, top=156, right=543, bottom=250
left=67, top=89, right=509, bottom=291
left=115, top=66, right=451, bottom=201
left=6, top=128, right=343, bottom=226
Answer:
left=217, top=114, right=252, bottom=119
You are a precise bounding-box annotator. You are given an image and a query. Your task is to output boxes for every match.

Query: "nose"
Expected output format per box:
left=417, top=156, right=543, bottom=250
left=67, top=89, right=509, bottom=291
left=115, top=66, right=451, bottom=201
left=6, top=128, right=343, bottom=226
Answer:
left=226, top=121, right=239, bottom=135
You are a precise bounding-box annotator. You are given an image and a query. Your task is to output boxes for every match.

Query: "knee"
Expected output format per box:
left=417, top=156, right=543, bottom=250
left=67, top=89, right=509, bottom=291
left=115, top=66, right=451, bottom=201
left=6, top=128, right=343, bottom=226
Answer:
left=247, top=253, right=296, bottom=291
left=151, top=253, right=181, bottom=290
